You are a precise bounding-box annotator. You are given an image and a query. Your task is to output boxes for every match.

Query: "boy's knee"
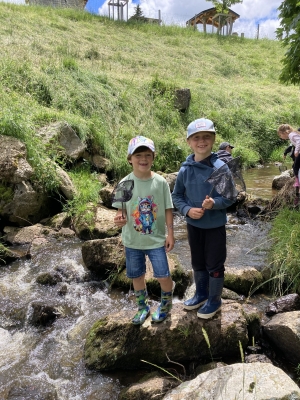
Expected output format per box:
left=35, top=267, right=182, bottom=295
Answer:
left=157, top=276, right=171, bottom=282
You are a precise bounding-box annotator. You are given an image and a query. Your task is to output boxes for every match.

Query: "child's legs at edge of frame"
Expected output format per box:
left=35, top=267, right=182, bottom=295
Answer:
left=293, top=154, right=300, bottom=183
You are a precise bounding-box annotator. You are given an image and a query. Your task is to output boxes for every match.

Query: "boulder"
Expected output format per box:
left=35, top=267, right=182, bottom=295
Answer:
left=224, top=266, right=264, bottom=296
left=84, top=300, right=257, bottom=371
left=174, top=88, right=191, bottom=112
left=162, top=362, right=300, bottom=399
left=82, top=236, right=124, bottom=278
left=1, top=181, right=51, bottom=226
left=29, top=302, right=61, bottom=326
left=55, top=164, right=77, bottom=200
left=0, top=135, right=33, bottom=183
left=272, top=171, right=293, bottom=190
left=263, top=310, right=300, bottom=365
left=37, top=121, right=86, bottom=160
left=73, top=205, right=121, bottom=240
left=265, top=293, right=300, bottom=315
left=99, top=185, right=114, bottom=208
left=119, top=372, right=177, bottom=400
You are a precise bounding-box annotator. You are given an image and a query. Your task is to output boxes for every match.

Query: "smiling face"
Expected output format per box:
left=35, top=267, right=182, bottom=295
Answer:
left=187, top=131, right=215, bottom=161
left=129, top=148, right=154, bottom=179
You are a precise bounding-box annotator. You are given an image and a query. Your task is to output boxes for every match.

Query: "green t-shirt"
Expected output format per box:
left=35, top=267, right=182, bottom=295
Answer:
left=112, top=172, right=173, bottom=250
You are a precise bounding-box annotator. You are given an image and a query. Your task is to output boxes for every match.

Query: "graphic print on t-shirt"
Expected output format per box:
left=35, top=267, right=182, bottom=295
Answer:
left=131, top=196, right=157, bottom=234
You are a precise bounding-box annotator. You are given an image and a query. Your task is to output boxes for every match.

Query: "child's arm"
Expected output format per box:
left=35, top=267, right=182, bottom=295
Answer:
left=290, top=132, right=300, bottom=156
left=172, top=171, right=204, bottom=218
left=113, top=209, right=127, bottom=227
left=165, top=208, right=174, bottom=253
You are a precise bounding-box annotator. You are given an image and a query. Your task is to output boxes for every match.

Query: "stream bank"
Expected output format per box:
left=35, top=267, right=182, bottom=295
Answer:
left=1, top=164, right=299, bottom=399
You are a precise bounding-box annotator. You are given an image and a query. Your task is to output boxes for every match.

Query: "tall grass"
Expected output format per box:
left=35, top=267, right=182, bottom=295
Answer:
left=268, top=208, right=300, bottom=296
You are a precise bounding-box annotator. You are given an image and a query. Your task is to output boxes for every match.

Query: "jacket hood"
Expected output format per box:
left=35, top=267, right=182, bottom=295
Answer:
left=182, top=152, right=218, bottom=167
left=217, top=150, right=231, bottom=157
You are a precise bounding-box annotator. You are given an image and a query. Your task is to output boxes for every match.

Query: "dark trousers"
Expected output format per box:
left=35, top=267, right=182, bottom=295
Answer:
left=186, top=223, right=226, bottom=277
left=293, top=154, right=300, bottom=177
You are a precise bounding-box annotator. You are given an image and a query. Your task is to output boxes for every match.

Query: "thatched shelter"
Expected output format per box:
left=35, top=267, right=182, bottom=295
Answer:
left=186, top=7, right=240, bottom=35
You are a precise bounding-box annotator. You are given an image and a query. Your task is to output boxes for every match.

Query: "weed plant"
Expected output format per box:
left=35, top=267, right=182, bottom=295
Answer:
left=268, top=208, right=300, bottom=296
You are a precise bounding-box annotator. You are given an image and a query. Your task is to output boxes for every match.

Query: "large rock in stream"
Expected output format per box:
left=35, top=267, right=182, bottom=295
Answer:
left=163, top=362, right=300, bottom=399
left=84, top=301, right=260, bottom=371
left=263, top=310, right=300, bottom=365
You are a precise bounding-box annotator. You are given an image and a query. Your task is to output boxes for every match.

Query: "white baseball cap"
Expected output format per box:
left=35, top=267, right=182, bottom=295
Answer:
left=187, top=118, right=215, bottom=139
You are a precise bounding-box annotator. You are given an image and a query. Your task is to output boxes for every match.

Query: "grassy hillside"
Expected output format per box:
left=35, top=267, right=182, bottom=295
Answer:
left=1, top=3, right=300, bottom=215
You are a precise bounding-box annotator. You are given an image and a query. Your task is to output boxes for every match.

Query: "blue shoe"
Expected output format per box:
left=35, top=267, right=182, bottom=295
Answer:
left=132, top=289, right=150, bottom=325
left=184, top=270, right=209, bottom=310
left=197, top=277, right=223, bottom=319
left=152, top=281, right=175, bottom=323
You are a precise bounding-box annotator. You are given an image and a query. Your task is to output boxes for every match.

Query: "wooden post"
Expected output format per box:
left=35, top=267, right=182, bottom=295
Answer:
left=158, top=9, right=161, bottom=26
left=203, top=17, right=206, bottom=33
left=241, top=32, right=244, bottom=38
left=194, top=14, right=196, bottom=30
left=257, top=24, right=260, bottom=40
left=229, top=16, right=233, bottom=35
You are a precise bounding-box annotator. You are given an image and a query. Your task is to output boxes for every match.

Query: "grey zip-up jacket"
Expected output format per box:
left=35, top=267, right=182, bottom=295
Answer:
left=172, top=153, right=235, bottom=229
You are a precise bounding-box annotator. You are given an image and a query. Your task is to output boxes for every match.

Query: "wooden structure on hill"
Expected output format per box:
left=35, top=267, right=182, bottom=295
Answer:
left=108, top=0, right=129, bottom=21
left=186, top=7, right=240, bottom=35
left=26, top=0, right=87, bottom=7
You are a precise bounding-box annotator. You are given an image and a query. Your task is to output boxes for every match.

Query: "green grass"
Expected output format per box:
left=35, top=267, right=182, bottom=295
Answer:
left=1, top=3, right=300, bottom=218
left=268, top=208, right=300, bottom=296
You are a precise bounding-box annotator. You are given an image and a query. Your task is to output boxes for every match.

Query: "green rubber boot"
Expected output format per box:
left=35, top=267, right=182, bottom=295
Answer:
left=132, top=289, right=150, bottom=325
left=151, top=281, right=175, bottom=323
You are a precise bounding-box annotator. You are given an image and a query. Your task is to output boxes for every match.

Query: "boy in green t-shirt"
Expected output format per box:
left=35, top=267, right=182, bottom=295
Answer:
left=113, top=136, right=175, bottom=325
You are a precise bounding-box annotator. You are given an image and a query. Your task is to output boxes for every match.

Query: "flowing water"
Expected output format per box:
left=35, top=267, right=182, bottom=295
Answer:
left=242, top=162, right=293, bottom=199
left=0, top=164, right=291, bottom=399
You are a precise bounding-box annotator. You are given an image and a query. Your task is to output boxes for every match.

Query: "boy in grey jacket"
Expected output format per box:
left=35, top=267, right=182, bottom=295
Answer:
left=172, top=118, right=234, bottom=319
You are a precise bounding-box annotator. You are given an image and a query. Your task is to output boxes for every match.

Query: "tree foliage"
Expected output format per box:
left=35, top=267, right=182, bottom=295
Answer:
left=132, top=4, right=144, bottom=19
left=276, top=1, right=300, bottom=85
left=206, top=0, right=243, bottom=14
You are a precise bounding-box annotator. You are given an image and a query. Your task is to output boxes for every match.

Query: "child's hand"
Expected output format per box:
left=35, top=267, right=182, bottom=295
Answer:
left=165, top=235, right=174, bottom=252
left=202, top=195, right=215, bottom=210
left=187, top=207, right=204, bottom=219
left=295, top=151, right=299, bottom=158
left=114, top=214, right=127, bottom=227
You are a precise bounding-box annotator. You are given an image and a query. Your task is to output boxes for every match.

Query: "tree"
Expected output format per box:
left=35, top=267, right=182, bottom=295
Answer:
left=276, top=1, right=300, bottom=85
left=206, top=0, right=243, bottom=14
left=132, top=4, right=144, bottom=19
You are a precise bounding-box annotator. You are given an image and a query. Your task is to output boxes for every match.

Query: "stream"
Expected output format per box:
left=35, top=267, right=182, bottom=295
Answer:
left=0, top=164, right=294, bottom=399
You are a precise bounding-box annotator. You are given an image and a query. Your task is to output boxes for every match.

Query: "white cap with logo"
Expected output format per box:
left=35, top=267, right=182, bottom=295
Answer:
left=187, top=118, right=215, bottom=139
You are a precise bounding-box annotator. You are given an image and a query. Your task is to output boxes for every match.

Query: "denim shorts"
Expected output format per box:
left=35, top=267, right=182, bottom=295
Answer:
left=125, top=246, right=171, bottom=279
